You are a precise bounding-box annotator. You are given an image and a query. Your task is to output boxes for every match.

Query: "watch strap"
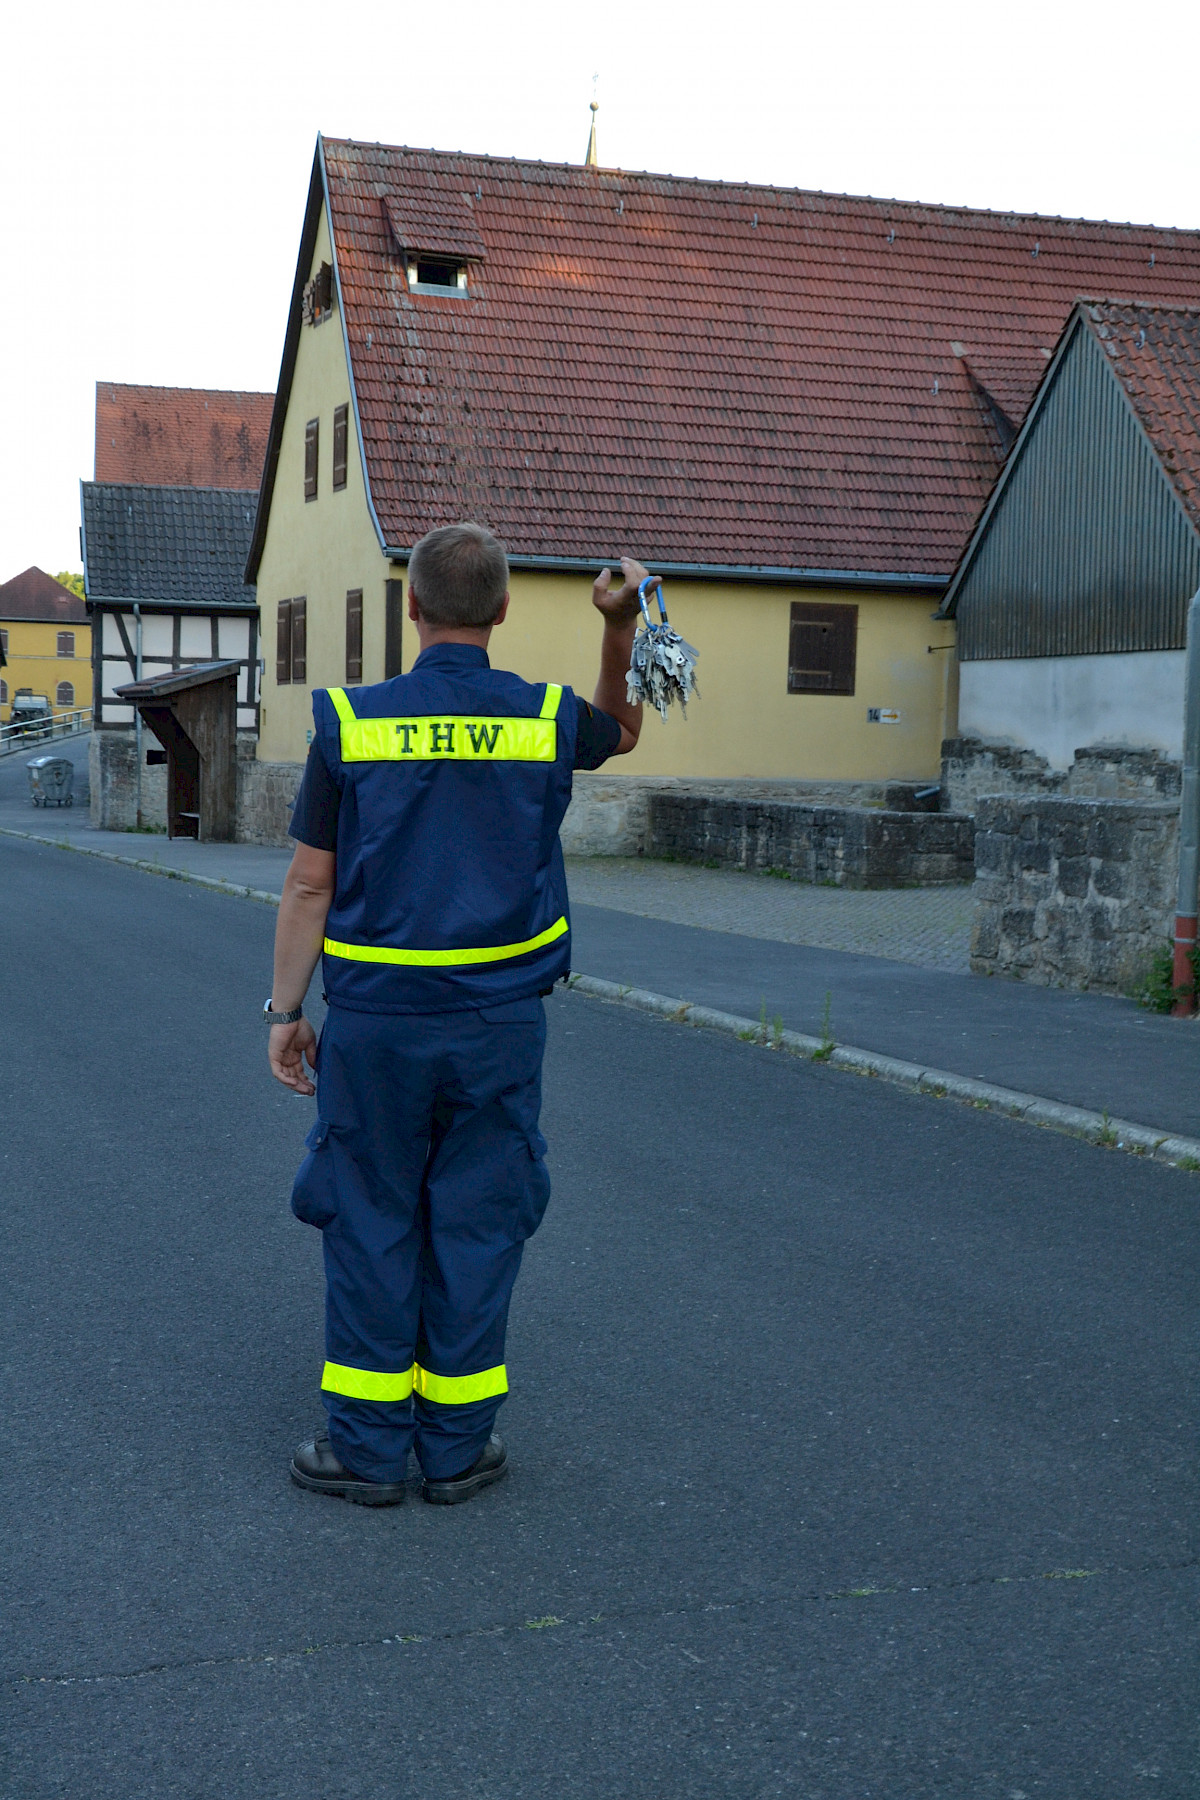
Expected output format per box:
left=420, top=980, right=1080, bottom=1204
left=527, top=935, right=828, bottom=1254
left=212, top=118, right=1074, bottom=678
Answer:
left=264, top=998, right=304, bottom=1025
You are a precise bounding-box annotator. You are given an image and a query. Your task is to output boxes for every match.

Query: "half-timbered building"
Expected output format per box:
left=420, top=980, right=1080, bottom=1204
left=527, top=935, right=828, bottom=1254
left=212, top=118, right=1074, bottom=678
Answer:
left=81, top=483, right=260, bottom=730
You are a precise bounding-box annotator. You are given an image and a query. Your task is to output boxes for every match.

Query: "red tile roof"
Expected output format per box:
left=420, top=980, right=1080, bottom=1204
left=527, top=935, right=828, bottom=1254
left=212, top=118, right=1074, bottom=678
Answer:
left=1087, top=300, right=1200, bottom=531
left=0, top=567, right=89, bottom=622
left=95, top=384, right=274, bottom=488
left=257, top=141, right=1200, bottom=583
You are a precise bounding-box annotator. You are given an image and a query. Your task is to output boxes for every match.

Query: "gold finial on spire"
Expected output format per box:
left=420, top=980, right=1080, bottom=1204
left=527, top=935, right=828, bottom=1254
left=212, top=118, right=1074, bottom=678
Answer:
left=586, top=79, right=599, bottom=167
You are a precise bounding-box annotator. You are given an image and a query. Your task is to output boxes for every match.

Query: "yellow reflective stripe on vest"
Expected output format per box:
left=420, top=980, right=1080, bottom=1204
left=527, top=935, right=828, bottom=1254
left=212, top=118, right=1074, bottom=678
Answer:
left=327, top=686, right=356, bottom=725
left=413, top=1362, right=508, bottom=1405
left=324, top=685, right=563, bottom=763
left=323, top=915, right=568, bottom=968
left=321, top=1361, right=414, bottom=1402
left=337, top=714, right=557, bottom=762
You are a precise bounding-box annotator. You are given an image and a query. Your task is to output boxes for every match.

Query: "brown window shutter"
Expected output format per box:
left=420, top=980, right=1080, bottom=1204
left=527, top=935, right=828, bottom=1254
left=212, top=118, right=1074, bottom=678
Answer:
left=304, top=419, right=319, bottom=500
left=788, top=602, right=858, bottom=696
left=291, top=597, right=307, bottom=683
left=345, top=589, right=363, bottom=683
left=384, top=578, right=405, bottom=678
left=276, top=600, right=292, bottom=684
left=332, top=405, right=349, bottom=490
left=57, top=630, right=75, bottom=657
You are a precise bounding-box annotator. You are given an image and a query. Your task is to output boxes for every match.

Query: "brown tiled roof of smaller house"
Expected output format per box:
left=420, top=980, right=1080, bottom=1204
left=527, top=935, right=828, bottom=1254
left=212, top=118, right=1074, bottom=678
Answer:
left=1088, top=301, right=1200, bottom=531
left=95, top=384, right=274, bottom=488
left=0, top=567, right=88, bottom=623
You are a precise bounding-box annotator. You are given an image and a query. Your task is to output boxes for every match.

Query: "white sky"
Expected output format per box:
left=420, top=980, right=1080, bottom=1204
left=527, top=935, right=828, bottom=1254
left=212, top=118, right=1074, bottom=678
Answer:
left=6, top=0, right=1200, bottom=578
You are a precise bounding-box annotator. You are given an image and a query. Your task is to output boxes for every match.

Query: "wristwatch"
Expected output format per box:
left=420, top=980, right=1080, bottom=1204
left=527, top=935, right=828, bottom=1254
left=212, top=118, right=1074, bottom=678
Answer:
left=264, top=997, right=305, bottom=1025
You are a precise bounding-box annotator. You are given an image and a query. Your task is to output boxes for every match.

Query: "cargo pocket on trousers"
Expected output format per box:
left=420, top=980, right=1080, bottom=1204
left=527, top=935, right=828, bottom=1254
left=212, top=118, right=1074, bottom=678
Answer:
left=290, top=1118, right=339, bottom=1230
left=517, top=1127, right=552, bottom=1242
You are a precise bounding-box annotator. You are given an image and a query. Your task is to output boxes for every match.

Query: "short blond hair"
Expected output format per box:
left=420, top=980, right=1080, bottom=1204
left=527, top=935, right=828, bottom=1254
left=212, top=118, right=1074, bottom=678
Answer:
left=408, top=523, right=509, bottom=628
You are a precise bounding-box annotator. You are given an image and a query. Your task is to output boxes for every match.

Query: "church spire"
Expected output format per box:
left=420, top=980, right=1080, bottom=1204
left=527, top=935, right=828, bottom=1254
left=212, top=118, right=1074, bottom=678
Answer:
left=585, top=96, right=599, bottom=167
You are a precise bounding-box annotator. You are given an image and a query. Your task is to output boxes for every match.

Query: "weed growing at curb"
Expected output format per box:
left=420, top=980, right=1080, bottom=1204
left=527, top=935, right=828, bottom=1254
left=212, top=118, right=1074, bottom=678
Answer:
left=1135, top=941, right=1197, bottom=1013
left=812, top=990, right=835, bottom=1061
left=1097, top=1112, right=1119, bottom=1148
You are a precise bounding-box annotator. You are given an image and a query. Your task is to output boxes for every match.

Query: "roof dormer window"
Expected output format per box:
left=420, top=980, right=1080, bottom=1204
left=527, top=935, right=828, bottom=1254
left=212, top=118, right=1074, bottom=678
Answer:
left=302, top=262, right=335, bottom=326
left=407, top=257, right=468, bottom=295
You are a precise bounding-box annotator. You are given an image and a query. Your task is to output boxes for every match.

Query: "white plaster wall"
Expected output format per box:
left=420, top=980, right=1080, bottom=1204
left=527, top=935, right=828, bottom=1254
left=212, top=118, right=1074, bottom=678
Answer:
left=959, top=650, right=1186, bottom=769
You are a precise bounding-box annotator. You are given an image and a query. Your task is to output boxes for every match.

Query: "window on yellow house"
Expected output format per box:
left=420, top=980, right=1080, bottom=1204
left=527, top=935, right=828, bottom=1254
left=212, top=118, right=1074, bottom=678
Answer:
left=304, top=421, right=319, bottom=501
left=57, top=631, right=75, bottom=657
left=333, top=405, right=349, bottom=490
left=788, top=602, right=858, bottom=695
left=346, top=589, right=363, bottom=683
left=0, top=679, right=7, bottom=704
left=56, top=681, right=74, bottom=706
left=276, top=598, right=307, bottom=684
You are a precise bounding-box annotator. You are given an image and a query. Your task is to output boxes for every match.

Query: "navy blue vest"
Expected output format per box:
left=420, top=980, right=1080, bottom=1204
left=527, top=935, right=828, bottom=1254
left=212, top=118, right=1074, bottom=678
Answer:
left=312, top=644, right=577, bottom=1014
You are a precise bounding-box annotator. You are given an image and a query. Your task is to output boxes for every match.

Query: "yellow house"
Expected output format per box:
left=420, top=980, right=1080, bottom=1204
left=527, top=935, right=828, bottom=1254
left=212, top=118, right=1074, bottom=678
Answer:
left=0, top=567, right=92, bottom=722
left=247, top=139, right=1200, bottom=785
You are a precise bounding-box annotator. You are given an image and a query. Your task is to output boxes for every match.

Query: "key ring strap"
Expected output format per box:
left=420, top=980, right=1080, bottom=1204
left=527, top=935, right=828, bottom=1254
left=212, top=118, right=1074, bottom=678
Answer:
left=637, top=576, right=668, bottom=629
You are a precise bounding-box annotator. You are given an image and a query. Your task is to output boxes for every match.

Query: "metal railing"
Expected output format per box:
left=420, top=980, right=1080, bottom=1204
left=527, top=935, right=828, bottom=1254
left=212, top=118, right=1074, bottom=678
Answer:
left=0, top=707, right=93, bottom=755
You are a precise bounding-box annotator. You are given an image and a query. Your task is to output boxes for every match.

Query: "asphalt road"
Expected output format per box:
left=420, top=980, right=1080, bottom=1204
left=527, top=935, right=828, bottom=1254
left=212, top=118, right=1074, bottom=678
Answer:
left=3, top=834, right=1197, bottom=1798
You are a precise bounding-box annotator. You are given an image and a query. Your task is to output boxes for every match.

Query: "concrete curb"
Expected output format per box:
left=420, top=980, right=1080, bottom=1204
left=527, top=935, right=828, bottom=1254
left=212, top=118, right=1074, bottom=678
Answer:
left=6, top=824, right=1197, bottom=1173
left=0, top=827, right=281, bottom=907
left=565, top=974, right=1200, bottom=1174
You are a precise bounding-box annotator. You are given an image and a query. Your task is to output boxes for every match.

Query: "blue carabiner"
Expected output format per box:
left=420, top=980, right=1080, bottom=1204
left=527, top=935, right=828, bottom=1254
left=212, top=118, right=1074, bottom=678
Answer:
left=638, top=576, right=668, bottom=628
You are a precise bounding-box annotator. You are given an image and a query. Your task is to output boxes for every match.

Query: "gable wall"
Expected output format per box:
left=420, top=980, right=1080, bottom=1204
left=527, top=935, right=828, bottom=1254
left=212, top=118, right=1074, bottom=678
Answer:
left=256, top=205, right=390, bottom=762
left=956, top=322, right=1200, bottom=661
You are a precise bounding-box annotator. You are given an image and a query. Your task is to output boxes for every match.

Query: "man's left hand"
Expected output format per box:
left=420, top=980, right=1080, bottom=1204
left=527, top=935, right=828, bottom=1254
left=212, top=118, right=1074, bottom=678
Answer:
left=269, top=1018, right=318, bottom=1094
left=592, top=557, right=658, bottom=625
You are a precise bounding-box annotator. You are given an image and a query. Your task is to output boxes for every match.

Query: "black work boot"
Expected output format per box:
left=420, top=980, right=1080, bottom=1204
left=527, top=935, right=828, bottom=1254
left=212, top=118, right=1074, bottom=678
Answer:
left=422, top=1434, right=508, bottom=1505
left=290, top=1431, right=406, bottom=1505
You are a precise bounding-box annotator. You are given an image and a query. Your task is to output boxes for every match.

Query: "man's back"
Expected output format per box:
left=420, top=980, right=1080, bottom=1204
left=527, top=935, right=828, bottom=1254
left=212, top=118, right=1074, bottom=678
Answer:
left=310, top=643, right=581, bottom=1014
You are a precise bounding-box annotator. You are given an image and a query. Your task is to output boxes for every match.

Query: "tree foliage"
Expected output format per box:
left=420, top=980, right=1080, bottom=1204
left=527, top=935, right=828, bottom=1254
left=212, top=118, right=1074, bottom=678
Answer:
left=54, top=571, right=85, bottom=598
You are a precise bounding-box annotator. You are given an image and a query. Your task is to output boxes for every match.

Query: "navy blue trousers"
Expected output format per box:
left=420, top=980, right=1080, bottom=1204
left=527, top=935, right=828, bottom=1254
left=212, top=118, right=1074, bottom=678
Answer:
left=290, top=996, right=550, bottom=1482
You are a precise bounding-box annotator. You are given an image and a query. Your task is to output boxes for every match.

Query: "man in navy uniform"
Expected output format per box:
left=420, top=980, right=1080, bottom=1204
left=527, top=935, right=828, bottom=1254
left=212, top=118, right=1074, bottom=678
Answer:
left=266, top=523, right=650, bottom=1505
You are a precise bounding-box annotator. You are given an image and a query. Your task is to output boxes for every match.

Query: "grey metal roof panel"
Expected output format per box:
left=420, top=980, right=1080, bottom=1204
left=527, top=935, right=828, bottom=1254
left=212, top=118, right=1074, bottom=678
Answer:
left=941, top=307, right=1200, bottom=657
left=81, top=482, right=258, bottom=607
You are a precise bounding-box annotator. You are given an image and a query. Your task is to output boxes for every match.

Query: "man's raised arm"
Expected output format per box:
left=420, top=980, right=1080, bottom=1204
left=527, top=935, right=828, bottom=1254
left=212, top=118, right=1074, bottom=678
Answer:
left=591, top=556, right=658, bottom=754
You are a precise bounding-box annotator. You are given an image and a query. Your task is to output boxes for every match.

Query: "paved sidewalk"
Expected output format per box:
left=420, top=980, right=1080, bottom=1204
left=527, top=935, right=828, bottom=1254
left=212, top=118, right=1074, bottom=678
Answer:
left=567, top=856, right=974, bottom=971
left=7, top=746, right=1197, bottom=1140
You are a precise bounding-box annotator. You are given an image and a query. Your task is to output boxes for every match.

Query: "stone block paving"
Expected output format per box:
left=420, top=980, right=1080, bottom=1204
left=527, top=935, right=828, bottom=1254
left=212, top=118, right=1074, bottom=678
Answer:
left=565, top=856, right=974, bottom=972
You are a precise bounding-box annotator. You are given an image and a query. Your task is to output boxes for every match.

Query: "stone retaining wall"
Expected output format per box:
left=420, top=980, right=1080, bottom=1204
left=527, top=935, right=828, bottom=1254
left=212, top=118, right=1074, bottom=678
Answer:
left=970, top=796, right=1177, bottom=992
left=942, top=736, right=1181, bottom=815
left=89, top=731, right=168, bottom=831
left=559, top=773, right=911, bottom=857
left=236, top=755, right=304, bottom=845
left=646, top=793, right=975, bottom=888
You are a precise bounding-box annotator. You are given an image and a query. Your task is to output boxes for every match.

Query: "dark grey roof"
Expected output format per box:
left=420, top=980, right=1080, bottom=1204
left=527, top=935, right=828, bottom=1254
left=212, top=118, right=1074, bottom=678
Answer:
left=81, top=482, right=258, bottom=608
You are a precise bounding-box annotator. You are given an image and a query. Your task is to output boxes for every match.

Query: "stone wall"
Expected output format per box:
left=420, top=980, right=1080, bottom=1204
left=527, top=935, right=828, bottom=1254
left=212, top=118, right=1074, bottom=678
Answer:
left=89, top=731, right=168, bottom=832
left=646, top=793, right=975, bottom=888
left=236, top=754, right=304, bottom=846
left=970, top=797, right=1177, bottom=992
left=942, top=735, right=1181, bottom=815
left=90, top=731, right=299, bottom=843
left=560, top=773, right=909, bottom=857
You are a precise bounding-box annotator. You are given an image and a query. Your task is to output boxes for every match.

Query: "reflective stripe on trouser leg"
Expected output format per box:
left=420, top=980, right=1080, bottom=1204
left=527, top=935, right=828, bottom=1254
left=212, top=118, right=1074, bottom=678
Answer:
left=312, top=1002, right=551, bottom=1485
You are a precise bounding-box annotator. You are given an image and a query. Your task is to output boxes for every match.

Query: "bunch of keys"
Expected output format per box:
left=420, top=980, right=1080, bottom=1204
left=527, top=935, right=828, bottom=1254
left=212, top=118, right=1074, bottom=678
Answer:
left=626, top=578, right=699, bottom=720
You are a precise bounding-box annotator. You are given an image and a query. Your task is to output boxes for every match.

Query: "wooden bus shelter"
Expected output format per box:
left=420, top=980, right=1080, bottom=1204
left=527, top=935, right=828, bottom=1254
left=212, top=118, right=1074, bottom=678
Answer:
left=114, top=661, right=240, bottom=841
